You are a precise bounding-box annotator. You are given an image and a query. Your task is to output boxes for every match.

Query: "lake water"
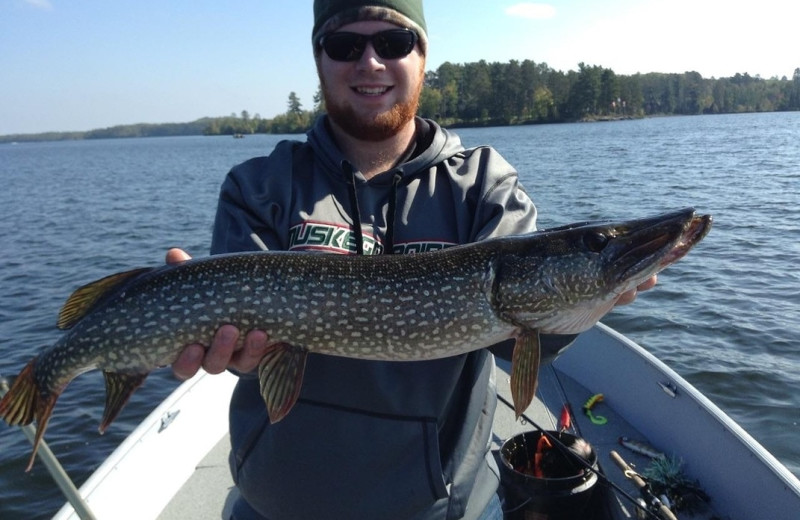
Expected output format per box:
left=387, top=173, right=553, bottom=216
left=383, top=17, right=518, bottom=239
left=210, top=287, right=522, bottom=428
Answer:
left=1, top=112, right=799, bottom=518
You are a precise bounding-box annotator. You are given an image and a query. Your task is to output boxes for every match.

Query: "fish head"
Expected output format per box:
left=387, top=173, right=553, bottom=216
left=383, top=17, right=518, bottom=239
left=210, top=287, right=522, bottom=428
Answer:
left=492, top=207, right=712, bottom=334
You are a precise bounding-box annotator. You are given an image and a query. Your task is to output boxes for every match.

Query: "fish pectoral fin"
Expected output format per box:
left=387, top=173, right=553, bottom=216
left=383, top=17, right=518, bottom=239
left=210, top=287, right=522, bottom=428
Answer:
left=58, top=267, right=153, bottom=329
left=100, top=371, right=148, bottom=434
left=510, top=329, right=541, bottom=418
left=258, top=343, right=308, bottom=423
left=0, top=358, right=60, bottom=472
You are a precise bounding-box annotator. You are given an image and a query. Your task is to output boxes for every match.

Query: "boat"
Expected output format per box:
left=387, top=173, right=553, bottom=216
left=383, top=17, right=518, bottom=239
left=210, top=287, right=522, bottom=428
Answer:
left=51, top=323, right=800, bottom=520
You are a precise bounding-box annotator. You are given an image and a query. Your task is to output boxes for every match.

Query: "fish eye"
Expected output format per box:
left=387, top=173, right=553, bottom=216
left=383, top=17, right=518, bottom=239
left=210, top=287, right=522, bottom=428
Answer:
left=583, top=231, right=609, bottom=252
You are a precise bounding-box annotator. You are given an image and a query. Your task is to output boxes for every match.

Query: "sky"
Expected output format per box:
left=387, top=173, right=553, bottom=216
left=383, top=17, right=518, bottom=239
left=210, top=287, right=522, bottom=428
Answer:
left=1, top=0, right=798, bottom=135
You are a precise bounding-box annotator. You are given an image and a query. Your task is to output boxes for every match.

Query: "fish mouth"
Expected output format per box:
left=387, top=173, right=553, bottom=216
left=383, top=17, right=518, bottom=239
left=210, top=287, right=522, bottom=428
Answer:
left=658, top=213, right=712, bottom=268
left=613, top=208, right=712, bottom=282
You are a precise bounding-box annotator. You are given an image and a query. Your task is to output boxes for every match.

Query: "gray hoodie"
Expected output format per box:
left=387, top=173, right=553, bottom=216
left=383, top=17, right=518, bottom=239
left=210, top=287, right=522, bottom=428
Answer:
left=212, top=116, right=537, bottom=519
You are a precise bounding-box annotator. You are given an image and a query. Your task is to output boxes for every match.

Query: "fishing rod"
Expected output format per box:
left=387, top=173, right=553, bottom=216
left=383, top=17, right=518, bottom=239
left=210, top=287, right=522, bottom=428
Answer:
left=497, top=392, right=677, bottom=520
left=610, top=449, right=678, bottom=520
left=0, top=376, right=97, bottom=520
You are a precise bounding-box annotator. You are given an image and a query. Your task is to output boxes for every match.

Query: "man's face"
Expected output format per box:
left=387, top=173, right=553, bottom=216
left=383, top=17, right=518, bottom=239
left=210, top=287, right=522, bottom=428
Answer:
left=317, top=20, right=425, bottom=141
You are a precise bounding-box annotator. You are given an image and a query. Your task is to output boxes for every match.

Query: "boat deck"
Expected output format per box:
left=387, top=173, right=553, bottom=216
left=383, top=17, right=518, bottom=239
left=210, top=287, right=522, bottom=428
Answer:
left=56, top=325, right=800, bottom=520
left=157, top=354, right=715, bottom=520
left=158, top=433, right=237, bottom=519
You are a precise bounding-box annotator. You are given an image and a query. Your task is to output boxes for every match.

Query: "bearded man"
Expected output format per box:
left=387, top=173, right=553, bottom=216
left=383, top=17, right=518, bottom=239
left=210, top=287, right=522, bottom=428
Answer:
left=167, top=1, right=653, bottom=518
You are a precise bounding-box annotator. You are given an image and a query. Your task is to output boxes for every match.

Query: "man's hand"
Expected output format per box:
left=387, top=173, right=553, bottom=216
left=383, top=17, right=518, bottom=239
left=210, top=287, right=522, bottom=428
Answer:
left=615, top=274, right=657, bottom=306
left=166, top=248, right=271, bottom=381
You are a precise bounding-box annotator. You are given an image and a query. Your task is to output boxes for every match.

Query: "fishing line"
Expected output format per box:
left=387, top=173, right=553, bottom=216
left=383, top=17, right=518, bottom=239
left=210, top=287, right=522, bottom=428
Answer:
left=496, top=393, right=668, bottom=520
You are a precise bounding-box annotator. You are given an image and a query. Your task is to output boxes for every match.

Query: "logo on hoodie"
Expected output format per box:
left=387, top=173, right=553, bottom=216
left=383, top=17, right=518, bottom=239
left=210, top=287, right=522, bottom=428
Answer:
left=392, top=241, right=456, bottom=254
left=287, top=221, right=458, bottom=255
left=288, top=222, right=384, bottom=255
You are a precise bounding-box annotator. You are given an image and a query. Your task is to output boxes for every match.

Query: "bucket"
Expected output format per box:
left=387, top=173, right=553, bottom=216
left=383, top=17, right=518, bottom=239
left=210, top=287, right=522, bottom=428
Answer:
left=499, top=430, right=598, bottom=520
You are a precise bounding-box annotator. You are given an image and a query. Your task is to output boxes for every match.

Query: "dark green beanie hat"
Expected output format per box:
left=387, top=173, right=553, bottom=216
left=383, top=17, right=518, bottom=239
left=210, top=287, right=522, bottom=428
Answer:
left=312, top=0, right=428, bottom=55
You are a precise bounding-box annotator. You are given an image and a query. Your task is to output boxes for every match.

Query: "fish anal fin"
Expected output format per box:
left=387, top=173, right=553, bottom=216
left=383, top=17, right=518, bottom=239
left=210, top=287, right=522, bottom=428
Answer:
left=100, top=371, right=148, bottom=433
left=510, top=329, right=542, bottom=418
left=258, top=343, right=308, bottom=423
left=58, top=267, right=153, bottom=330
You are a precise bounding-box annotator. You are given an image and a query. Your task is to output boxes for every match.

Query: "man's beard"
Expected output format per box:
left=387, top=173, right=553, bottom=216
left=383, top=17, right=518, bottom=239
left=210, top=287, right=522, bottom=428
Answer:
left=322, top=70, right=423, bottom=142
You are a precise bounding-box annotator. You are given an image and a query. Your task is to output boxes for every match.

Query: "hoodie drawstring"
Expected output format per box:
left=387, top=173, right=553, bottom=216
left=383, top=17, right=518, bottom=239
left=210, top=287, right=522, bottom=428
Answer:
left=343, top=161, right=402, bottom=256
left=343, top=161, right=365, bottom=255
left=384, top=172, right=403, bottom=255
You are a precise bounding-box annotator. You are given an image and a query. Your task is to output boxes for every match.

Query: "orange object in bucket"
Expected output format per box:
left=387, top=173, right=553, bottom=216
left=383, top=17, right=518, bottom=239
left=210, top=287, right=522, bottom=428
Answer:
left=500, top=431, right=598, bottom=520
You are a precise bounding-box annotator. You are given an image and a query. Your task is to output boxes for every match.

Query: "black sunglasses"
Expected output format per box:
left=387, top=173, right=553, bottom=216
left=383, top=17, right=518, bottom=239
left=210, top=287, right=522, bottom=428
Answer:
left=320, top=29, right=418, bottom=62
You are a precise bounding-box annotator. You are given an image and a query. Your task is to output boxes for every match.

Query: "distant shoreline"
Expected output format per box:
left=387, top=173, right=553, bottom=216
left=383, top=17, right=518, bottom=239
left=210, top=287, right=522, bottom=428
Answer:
left=0, top=115, right=639, bottom=144
left=5, top=60, right=799, bottom=144
left=2, top=110, right=794, bottom=145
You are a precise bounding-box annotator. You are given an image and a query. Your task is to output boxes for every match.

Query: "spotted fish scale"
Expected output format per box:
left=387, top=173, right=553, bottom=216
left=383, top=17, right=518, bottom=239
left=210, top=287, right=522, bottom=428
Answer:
left=0, top=208, right=711, bottom=471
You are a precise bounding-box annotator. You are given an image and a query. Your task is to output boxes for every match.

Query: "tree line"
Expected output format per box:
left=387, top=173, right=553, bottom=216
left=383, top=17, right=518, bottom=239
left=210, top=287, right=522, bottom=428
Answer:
left=204, top=60, right=800, bottom=135
left=202, top=91, right=321, bottom=136
left=3, top=61, right=798, bottom=143
left=417, top=61, right=800, bottom=125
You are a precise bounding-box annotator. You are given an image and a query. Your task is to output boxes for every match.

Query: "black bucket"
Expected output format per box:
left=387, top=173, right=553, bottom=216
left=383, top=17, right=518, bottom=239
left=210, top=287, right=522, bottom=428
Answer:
left=499, top=430, right=598, bottom=520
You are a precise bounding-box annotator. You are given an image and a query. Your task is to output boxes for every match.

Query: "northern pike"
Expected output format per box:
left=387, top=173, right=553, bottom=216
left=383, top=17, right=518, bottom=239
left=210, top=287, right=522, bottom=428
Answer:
left=0, top=208, right=711, bottom=470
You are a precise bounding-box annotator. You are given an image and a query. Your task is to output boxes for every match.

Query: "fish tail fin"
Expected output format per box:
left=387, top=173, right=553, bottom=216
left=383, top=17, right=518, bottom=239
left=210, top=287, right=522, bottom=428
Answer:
left=0, top=358, right=60, bottom=472
left=27, top=392, right=58, bottom=472
left=0, top=358, right=40, bottom=426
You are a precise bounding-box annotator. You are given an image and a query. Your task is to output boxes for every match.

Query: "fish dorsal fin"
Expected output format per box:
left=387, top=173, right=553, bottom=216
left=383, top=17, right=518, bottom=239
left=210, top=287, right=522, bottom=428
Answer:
left=57, top=267, right=153, bottom=330
left=100, top=371, right=148, bottom=433
left=258, top=343, right=308, bottom=423
left=510, top=329, right=542, bottom=417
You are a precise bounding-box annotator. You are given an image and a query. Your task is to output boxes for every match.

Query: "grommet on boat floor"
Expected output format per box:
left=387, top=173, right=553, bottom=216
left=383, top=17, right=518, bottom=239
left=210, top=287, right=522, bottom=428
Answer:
left=499, top=430, right=598, bottom=520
